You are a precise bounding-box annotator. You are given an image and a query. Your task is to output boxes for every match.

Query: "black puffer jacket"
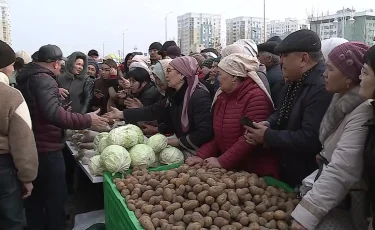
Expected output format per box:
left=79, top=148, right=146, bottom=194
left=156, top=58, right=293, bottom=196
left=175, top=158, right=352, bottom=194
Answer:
left=136, top=82, right=161, bottom=107
left=16, top=63, right=92, bottom=152
left=123, top=83, right=213, bottom=153
left=57, top=52, right=93, bottom=114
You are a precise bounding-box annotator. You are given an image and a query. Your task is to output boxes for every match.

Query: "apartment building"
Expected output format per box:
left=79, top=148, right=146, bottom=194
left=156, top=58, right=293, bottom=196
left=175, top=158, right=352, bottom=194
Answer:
left=177, top=13, right=221, bottom=55
left=267, top=18, right=309, bottom=39
left=0, top=0, right=11, bottom=45
left=226, top=16, right=268, bottom=45
left=309, top=8, right=375, bottom=45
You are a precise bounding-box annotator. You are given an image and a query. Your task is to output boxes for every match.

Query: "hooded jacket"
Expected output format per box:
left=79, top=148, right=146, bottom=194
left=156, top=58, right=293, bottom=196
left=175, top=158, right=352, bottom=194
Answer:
left=57, top=52, right=93, bottom=114
left=16, top=63, right=91, bottom=152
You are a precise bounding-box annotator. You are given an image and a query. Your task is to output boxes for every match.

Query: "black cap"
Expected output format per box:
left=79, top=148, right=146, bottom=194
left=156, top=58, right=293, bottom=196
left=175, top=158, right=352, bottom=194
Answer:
left=31, top=51, right=39, bottom=61
left=274, top=29, right=321, bottom=55
left=257, top=41, right=279, bottom=55
left=267, top=36, right=282, bottom=43
left=88, top=49, right=99, bottom=57
left=166, top=46, right=181, bottom=59
left=36, top=44, right=67, bottom=63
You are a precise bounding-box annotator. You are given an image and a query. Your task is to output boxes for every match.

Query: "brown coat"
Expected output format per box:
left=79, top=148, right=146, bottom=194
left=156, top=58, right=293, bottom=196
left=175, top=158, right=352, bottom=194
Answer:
left=0, top=73, right=38, bottom=182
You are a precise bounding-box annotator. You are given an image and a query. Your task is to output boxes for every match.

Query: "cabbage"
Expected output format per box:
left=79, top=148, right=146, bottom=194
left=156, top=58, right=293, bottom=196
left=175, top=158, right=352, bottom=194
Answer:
left=129, top=144, right=155, bottom=167
left=101, top=145, right=131, bottom=174
left=97, top=137, right=109, bottom=154
left=122, top=124, right=145, bottom=144
left=150, top=153, right=161, bottom=168
left=146, top=134, right=168, bottom=154
left=160, top=147, right=185, bottom=165
left=88, top=155, right=105, bottom=176
left=93, top=132, right=109, bottom=150
left=107, top=127, right=138, bottom=149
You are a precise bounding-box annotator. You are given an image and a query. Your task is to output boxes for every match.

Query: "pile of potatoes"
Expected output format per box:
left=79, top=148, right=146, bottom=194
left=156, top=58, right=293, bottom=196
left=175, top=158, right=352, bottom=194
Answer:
left=114, top=164, right=299, bottom=230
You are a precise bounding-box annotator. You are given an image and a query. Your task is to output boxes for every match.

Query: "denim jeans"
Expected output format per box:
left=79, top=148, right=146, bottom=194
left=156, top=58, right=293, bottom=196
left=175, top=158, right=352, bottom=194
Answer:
left=24, top=151, right=66, bottom=230
left=0, top=155, right=24, bottom=230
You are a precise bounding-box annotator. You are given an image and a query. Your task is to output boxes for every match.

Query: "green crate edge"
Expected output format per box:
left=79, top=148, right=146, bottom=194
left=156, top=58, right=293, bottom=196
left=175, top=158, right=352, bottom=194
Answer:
left=104, top=165, right=293, bottom=230
left=104, top=163, right=182, bottom=230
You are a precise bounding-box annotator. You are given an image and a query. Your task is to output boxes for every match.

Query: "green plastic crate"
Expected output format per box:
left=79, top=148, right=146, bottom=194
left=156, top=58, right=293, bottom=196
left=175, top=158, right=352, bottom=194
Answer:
left=104, top=163, right=182, bottom=230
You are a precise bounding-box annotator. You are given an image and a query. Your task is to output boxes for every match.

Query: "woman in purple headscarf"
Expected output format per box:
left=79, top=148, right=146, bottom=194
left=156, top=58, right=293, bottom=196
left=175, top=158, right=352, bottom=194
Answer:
left=104, top=56, right=213, bottom=157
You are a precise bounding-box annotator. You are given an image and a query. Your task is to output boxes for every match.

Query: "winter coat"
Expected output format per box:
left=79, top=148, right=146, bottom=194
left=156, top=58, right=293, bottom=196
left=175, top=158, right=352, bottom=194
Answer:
left=123, top=83, right=213, bottom=154
left=137, top=83, right=161, bottom=106
left=196, top=78, right=278, bottom=176
left=266, top=64, right=284, bottom=105
left=264, top=61, right=333, bottom=186
left=291, top=87, right=372, bottom=230
left=57, top=52, right=93, bottom=114
left=363, top=101, right=375, bottom=230
left=16, top=63, right=92, bottom=152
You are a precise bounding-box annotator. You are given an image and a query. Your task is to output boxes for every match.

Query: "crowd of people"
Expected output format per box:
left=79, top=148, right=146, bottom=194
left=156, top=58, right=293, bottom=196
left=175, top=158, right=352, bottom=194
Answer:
left=0, top=28, right=375, bottom=230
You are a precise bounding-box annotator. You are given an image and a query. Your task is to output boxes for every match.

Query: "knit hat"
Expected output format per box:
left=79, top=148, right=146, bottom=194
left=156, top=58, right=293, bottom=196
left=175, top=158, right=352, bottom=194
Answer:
left=149, top=42, right=163, bottom=51
left=15, top=50, right=31, bottom=64
left=328, top=41, right=369, bottom=83
left=166, top=46, right=181, bottom=59
left=0, top=40, right=15, bottom=69
left=321, top=38, right=348, bottom=62
left=88, top=57, right=99, bottom=74
left=161, top=41, right=177, bottom=52
left=202, top=58, right=214, bottom=68
left=152, top=59, right=172, bottom=84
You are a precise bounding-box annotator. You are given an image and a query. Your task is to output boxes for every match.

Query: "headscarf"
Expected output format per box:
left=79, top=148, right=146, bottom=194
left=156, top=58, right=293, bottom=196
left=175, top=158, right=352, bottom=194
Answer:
left=152, top=59, right=172, bottom=95
left=15, top=50, right=31, bottom=64
left=221, top=42, right=258, bottom=58
left=321, top=38, right=348, bottom=62
left=132, top=55, right=151, bottom=67
left=169, top=56, right=209, bottom=132
left=216, top=53, right=273, bottom=107
left=234, top=39, right=258, bottom=57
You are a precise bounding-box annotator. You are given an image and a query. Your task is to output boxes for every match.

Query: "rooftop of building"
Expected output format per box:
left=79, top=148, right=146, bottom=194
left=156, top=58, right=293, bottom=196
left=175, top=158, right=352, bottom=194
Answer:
left=310, top=9, right=375, bottom=22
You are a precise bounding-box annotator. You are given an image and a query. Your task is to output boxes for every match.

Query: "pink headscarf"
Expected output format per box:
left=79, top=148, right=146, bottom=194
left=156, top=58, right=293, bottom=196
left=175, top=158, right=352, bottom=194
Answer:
left=169, top=56, right=208, bottom=132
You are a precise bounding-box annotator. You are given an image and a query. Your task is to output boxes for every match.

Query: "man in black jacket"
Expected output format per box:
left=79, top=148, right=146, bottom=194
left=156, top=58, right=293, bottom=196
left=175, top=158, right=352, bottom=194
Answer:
left=245, top=30, right=332, bottom=187
left=16, top=44, right=108, bottom=230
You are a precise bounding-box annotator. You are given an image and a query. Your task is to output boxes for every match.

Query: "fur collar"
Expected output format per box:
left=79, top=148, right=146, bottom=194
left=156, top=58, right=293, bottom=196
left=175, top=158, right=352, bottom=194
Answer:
left=319, top=86, right=364, bottom=143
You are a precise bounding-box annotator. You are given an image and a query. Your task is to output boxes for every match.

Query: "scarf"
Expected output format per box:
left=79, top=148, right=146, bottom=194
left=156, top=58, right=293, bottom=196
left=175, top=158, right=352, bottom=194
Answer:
left=169, top=56, right=208, bottom=132
left=319, top=85, right=364, bottom=143
left=277, top=68, right=314, bottom=129
left=212, top=53, right=274, bottom=108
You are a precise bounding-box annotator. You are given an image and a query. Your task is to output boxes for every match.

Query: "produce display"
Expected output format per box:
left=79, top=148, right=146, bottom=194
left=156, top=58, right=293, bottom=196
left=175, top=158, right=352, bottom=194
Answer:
left=67, top=125, right=185, bottom=177
left=114, top=164, right=299, bottom=230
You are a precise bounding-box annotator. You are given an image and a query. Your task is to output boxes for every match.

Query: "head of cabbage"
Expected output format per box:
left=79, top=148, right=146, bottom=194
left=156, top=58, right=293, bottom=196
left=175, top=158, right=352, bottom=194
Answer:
left=129, top=144, right=155, bottom=167
left=97, top=136, right=109, bottom=154
left=93, top=132, right=109, bottom=150
left=160, top=147, right=184, bottom=165
left=88, top=155, right=105, bottom=176
left=146, top=134, right=168, bottom=154
left=107, top=127, right=138, bottom=149
left=100, top=145, right=132, bottom=174
left=121, top=124, right=144, bottom=144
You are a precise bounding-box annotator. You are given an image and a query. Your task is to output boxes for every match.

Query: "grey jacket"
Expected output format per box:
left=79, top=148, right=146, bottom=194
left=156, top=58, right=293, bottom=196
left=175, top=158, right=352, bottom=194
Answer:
left=57, top=52, right=93, bottom=114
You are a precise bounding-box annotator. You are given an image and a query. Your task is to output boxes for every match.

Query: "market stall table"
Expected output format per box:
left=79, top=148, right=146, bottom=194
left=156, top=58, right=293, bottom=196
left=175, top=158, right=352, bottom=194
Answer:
left=66, top=141, right=103, bottom=183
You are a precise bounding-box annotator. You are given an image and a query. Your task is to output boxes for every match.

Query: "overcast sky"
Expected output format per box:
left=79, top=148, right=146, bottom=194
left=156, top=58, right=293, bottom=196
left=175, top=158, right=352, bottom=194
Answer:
left=9, top=0, right=371, bottom=58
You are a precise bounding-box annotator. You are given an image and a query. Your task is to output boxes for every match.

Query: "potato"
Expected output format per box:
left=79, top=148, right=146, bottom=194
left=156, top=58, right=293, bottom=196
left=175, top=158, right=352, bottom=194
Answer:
left=216, top=193, right=227, bottom=206
left=182, top=200, right=199, bottom=211
left=252, top=195, right=262, bottom=205
left=208, top=186, right=224, bottom=198
left=142, top=190, right=155, bottom=201
left=278, top=201, right=286, bottom=211
left=197, top=190, right=209, bottom=203
left=141, top=204, right=154, bottom=214
left=176, top=165, right=189, bottom=173
left=206, top=178, right=217, bottom=186
left=210, top=226, right=220, bottom=230
left=231, top=222, right=242, bottom=230
left=186, top=223, right=201, bottom=230
left=135, top=200, right=146, bottom=209
left=166, top=203, right=181, bottom=214
left=185, top=185, right=192, bottom=193
left=165, top=170, right=178, bottom=180
left=155, top=187, right=164, bottom=196
left=203, top=216, right=213, bottom=227
left=168, top=214, right=176, bottom=225
left=265, top=220, right=277, bottom=229
left=211, top=202, right=220, bottom=212
left=205, top=196, right=215, bottom=205
left=187, top=192, right=197, bottom=200
left=218, top=210, right=231, bottom=221
left=135, top=209, right=142, bottom=218
left=221, top=201, right=231, bottom=211
left=171, top=226, right=184, bottom=230
left=249, top=222, right=260, bottom=230
left=202, top=183, right=210, bottom=190
left=151, top=211, right=168, bottom=219
left=165, top=184, right=175, bottom=189
left=213, top=217, right=229, bottom=228
left=139, top=216, right=155, bottom=230
left=277, top=220, right=288, bottom=230
left=249, top=213, right=259, bottom=223
left=228, top=205, right=241, bottom=219
left=188, top=176, right=200, bottom=187
left=267, top=206, right=278, bottom=212
left=163, top=188, right=173, bottom=202
left=152, top=205, right=163, bottom=213
left=235, top=176, right=248, bottom=188
left=293, top=198, right=300, bottom=206
left=192, top=184, right=203, bottom=194
left=274, top=210, right=286, bottom=220
left=173, top=208, right=184, bottom=221
left=258, top=217, right=267, bottom=226
left=199, top=204, right=210, bottom=216
left=175, top=175, right=190, bottom=187
left=175, top=221, right=186, bottom=228
left=255, top=203, right=266, bottom=214
left=239, top=216, right=250, bottom=226
left=243, top=205, right=254, bottom=214
left=208, top=211, right=218, bottom=219
left=221, top=225, right=237, bottom=230
left=182, top=214, right=192, bottom=224
left=222, top=178, right=236, bottom=190
left=236, top=211, right=248, bottom=222
left=261, top=212, right=274, bottom=222
left=151, top=218, right=159, bottom=228
left=116, top=181, right=125, bottom=191
left=191, top=212, right=204, bottom=226
left=284, top=200, right=295, bottom=212
left=228, top=191, right=239, bottom=205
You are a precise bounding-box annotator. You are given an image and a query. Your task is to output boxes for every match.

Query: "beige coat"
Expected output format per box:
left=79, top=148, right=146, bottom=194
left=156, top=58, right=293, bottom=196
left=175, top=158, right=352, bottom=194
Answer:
left=292, top=87, right=373, bottom=230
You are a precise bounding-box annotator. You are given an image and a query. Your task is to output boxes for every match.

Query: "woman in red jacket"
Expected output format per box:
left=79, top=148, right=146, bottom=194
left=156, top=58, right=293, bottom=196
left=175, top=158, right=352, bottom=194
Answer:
left=186, top=53, right=279, bottom=177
